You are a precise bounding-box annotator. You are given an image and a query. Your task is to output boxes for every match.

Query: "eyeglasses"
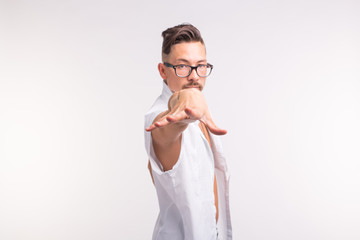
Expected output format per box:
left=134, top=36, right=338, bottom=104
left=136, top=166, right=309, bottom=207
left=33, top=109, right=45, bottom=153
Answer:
left=164, top=62, right=213, bottom=78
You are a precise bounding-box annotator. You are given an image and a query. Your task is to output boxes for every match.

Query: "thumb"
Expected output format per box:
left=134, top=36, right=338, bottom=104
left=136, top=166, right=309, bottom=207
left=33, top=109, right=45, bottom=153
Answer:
left=202, top=118, right=227, bottom=135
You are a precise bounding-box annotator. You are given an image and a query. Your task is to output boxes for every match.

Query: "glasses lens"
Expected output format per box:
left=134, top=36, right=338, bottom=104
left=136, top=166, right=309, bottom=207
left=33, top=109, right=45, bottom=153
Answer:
left=197, top=65, right=212, bottom=77
left=175, top=65, right=191, bottom=77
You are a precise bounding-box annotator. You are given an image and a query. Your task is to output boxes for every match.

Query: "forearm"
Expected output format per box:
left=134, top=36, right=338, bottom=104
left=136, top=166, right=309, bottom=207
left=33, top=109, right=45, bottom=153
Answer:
left=151, top=91, right=189, bottom=147
left=150, top=108, right=188, bottom=172
left=151, top=112, right=188, bottom=148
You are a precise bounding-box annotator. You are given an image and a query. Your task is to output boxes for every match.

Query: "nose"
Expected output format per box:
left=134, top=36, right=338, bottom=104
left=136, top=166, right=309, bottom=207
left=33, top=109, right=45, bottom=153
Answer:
left=187, top=67, right=200, bottom=82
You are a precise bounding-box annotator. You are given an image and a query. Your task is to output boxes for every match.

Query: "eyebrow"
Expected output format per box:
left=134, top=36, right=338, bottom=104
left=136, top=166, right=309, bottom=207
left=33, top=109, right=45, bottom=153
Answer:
left=176, top=58, right=207, bottom=64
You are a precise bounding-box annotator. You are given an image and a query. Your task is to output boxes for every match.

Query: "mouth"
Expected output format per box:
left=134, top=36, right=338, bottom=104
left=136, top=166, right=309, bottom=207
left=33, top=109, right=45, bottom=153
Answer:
left=183, top=84, right=202, bottom=90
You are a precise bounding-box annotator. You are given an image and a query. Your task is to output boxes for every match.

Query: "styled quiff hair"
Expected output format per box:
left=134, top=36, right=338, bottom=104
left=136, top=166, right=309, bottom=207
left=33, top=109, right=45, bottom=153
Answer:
left=161, top=23, right=205, bottom=60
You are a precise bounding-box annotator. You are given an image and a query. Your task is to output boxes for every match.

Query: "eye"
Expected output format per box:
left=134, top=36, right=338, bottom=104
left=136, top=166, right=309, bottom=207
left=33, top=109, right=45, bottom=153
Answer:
left=197, top=64, right=207, bottom=69
left=176, top=64, right=188, bottom=69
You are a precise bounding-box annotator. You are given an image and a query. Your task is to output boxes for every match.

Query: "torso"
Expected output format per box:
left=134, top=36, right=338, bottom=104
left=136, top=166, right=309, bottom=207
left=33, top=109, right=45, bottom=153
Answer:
left=199, top=122, right=219, bottom=223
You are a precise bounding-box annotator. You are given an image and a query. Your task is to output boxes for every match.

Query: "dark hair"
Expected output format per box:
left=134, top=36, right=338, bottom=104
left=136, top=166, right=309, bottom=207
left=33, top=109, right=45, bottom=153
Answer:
left=161, top=23, right=204, bottom=58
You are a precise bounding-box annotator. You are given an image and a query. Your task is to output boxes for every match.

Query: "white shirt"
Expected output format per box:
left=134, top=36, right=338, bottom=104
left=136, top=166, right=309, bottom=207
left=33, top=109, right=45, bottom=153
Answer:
left=144, top=82, right=232, bottom=240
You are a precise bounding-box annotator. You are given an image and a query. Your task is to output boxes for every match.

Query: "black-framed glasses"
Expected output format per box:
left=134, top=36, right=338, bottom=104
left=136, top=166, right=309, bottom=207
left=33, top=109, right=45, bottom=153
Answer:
left=164, top=62, right=213, bottom=78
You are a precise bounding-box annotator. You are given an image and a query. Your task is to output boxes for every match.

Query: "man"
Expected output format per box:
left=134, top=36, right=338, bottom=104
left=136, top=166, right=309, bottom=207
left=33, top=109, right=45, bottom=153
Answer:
left=144, top=23, right=232, bottom=240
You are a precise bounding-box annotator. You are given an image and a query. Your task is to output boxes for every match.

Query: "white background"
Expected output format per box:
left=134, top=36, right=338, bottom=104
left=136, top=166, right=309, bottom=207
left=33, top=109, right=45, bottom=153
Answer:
left=1, top=0, right=359, bottom=239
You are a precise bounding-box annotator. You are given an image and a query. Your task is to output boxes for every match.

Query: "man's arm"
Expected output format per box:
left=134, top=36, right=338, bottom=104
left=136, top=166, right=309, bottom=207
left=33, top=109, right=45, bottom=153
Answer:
left=146, top=88, right=226, bottom=171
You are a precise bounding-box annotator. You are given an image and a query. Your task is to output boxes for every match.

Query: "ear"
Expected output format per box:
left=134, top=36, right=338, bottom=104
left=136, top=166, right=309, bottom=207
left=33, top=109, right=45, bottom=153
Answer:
left=158, top=63, right=167, bottom=80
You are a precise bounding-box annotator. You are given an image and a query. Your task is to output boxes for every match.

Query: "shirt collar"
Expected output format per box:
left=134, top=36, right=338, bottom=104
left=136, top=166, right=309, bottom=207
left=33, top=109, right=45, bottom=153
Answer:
left=162, top=81, right=173, bottom=100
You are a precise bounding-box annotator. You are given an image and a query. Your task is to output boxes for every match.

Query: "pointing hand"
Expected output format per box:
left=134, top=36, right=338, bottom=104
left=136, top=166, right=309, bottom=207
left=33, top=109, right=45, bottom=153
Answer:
left=146, top=88, right=227, bottom=135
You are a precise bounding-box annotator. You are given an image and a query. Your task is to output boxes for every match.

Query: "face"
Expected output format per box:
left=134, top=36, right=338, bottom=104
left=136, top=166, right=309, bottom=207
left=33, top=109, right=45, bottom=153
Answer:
left=158, top=41, right=207, bottom=92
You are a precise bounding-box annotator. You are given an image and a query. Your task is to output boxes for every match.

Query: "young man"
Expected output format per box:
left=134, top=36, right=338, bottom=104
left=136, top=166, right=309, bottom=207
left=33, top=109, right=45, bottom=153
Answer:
left=144, top=24, right=232, bottom=240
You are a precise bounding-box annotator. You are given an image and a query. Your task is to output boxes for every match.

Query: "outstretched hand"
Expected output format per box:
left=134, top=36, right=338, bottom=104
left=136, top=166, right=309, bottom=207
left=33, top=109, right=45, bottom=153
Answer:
left=146, top=88, right=227, bottom=135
